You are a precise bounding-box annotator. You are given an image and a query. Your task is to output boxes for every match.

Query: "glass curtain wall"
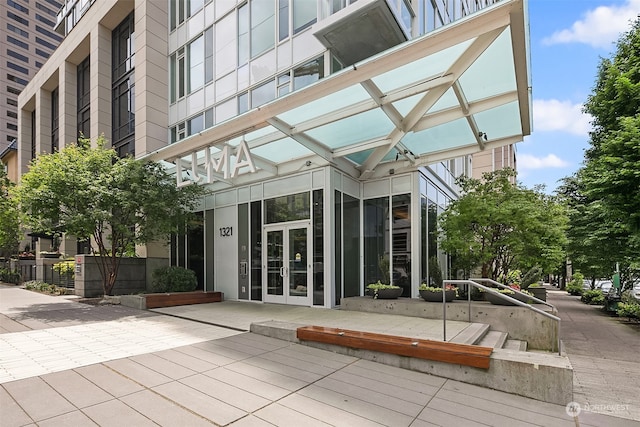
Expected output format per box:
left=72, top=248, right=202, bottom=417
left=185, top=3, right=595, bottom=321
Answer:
left=363, top=197, right=389, bottom=286
left=392, top=195, right=411, bottom=296
left=420, top=175, right=451, bottom=289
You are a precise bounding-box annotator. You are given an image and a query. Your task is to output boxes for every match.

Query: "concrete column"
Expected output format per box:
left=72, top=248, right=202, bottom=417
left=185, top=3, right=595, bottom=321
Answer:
left=59, top=61, right=78, bottom=148
left=90, top=24, right=112, bottom=146
left=17, top=105, right=33, bottom=178
left=35, top=89, right=52, bottom=155
left=133, top=0, right=169, bottom=157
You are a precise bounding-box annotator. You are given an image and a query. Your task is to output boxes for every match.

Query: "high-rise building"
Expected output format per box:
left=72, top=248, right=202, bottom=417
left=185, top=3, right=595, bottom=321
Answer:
left=18, top=0, right=531, bottom=307
left=1, top=0, right=63, bottom=154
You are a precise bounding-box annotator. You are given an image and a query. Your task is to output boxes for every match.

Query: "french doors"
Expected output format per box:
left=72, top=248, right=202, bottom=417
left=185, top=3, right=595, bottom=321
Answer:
left=263, top=222, right=311, bottom=305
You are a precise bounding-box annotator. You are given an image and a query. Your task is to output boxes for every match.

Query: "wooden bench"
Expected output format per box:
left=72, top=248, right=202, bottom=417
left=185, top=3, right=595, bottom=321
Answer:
left=296, top=326, right=492, bottom=369
left=144, top=291, right=223, bottom=309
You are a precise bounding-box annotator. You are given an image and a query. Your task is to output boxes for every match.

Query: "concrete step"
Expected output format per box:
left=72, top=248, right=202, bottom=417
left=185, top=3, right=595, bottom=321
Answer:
left=503, top=338, right=528, bottom=351
left=477, top=330, right=508, bottom=349
left=448, top=322, right=490, bottom=345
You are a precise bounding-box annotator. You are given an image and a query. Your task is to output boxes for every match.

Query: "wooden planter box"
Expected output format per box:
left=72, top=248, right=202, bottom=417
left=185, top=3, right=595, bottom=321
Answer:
left=144, top=291, right=223, bottom=309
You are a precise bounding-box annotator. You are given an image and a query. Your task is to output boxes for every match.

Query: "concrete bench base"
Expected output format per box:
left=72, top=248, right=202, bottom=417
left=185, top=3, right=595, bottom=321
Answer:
left=252, top=320, right=573, bottom=404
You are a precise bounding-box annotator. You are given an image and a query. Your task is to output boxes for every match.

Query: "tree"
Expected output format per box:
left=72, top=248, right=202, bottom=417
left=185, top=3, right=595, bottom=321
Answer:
left=562, top=17, right=640, bottom=287
left=0, top=168, right=20, bottom=259
left=17, top=136, right=206, bottom=295
left=438, top=168, right=567, bottom=281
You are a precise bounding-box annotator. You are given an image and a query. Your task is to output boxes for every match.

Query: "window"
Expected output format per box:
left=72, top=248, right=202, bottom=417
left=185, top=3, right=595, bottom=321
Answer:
left=265, top=192, right=310, bottom=223
left=35, top=48, right=50, bottom=59
left=187, top=113, right=204, bottom=135
left=51, top=88, right=59, bottom=152
left=204, top=27, right=213, bottom=85
left=7, top=12, right=29, bottom=26
left=36, top=24, right=63, bottom=42
left=7, top=35, right=28, bottom=50
left=7, top=111, right=18, bottom=119
left=7, top=74, right=28, bottom=86
left=36, top=14, right=57, bottom=28
left=239, top=1, right=275, bottom=63
left=188, top=35, right=204, bottom=91
left=251, top=79, right=275, bottom=108
left=238, top=92, right=248, bottom=114
left=77, top=56, right=90, bottom=138
left=278, top=0, right=289, bottom=41
left=36, top=2, right=57, bottom=17
left=293, top=56, right=324, bottom=90
left=7, top=123, right=18, bottom=131
left=112, top=13, right=135, bottom=157
left=293, top=0, right=316, bottom=34
left=277, top=73, right=290, bottom=96
left=7, top=49, right=28, bottom=63
left=251, top=0, right=275, bottom=57
left=8, top=0, right=29, bottom=13
left=7, top=98, right=18, bottom=107
left=170, top=47, right=185, bottom=102
left=7, top=86, right=21, bottom=95
left=36, top=37, right=57, bottom=50
left=30, top=110, right=36, bottom=159
left=170, top=0, right=205, bottom=31
left=7, top=62, right=28, bottom=75
left=238, top=3, right=249, bottom=65
left=7, top=23, right=29, bottom=37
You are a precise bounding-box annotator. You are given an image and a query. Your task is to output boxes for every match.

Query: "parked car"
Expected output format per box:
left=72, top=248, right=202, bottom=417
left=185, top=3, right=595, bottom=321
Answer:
left=595, top=280, right=613, bottom=294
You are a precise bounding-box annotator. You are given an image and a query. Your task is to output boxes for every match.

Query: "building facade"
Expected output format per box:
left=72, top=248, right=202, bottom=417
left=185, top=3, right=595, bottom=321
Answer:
left=1, top=0, right=63, bottom=154
left=18, top=0, right=531, bottom=307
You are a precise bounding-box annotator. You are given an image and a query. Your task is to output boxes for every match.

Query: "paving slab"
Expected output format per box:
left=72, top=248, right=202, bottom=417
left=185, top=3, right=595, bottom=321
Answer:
left=0, top=284, right=637, bottom=426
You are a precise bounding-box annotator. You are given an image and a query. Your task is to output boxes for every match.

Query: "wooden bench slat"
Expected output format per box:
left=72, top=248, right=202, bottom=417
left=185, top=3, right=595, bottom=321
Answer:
left=297, top=326, right=492, bottom=369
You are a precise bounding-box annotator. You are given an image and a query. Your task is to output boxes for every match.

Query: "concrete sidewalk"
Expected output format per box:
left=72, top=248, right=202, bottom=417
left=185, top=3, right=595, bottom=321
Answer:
left=546, top=287, right=640, bottom=421
left=0, top=284, right=636, bottom=426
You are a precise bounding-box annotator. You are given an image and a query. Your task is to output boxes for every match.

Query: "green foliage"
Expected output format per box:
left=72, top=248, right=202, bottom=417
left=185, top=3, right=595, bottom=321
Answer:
left=151, top=266, right=198, bottom=293
left=17, top=135, right=206, bottom=296
left=427, top=256, right=443, bottom=287
left=521, top=266, right=543, bottom=289
left=581, top=289, right=605, bottom=305
left=0, top=267, right=20, bottom=284
left=616, top=302, right=640, bottom=320
left=0, top=168, right=20, bottom=259
left=53, top=261, right=75, bottom=277
left=438, top=168, right=568, bottom=281
left=566, top=273, right=585, bottom=296
left=366, top=281, right=400, bottom=290
left=561, top=19, right=640, bottom=283
left=24, top=280, right=67, bottom=295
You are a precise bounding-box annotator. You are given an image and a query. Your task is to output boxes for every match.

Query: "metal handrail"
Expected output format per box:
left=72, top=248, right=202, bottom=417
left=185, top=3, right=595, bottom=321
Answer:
left=443, top=279, right=562, bottom=355
left=470, top=278, right=558, bottom=314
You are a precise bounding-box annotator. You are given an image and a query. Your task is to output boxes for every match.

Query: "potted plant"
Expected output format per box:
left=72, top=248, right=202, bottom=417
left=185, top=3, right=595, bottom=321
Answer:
left=484, top=288, right=518, bottom=306
left=418, top=283, right=457, bottom=302
left=366, top=281, right=402, bottom=299
left=526, top=283, right=546, bottom=301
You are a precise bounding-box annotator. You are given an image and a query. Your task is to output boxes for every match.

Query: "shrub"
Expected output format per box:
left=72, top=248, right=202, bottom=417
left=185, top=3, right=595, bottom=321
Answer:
left=581, top=289, right=605, bottom=305
left=616, top=302, right=640, bottom=320
left=0, top=267, right=21, bottom=284
left=566, top=272, right=585, bottom=296
left=151, top=266, right=198, bottom=293
left=53, top=260, right=75, bottom=276
left=521, top=266, right=543, bottom=289
left=24, top=280, right=66, bottom=295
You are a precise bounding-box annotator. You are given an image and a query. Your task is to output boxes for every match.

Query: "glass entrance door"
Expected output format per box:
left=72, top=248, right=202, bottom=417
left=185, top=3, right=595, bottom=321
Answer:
left=264, top=223, right=311, bottom=305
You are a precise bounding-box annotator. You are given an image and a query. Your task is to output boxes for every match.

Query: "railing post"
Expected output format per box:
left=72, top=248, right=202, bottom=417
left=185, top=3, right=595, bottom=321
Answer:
left=443, top=286, right=447, bottom=341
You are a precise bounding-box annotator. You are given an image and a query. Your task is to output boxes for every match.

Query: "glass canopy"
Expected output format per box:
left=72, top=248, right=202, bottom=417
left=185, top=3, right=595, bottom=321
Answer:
left=149, top=0, right=531, bottom=188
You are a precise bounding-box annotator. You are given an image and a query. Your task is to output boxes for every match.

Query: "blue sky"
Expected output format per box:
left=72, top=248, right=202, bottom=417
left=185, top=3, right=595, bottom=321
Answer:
left=517, top=0, right=638, bottom=193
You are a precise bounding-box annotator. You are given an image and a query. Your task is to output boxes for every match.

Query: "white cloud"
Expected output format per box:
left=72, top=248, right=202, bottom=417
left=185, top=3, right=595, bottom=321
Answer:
left=518, top=153, right=570, bottom=171
left=533, top=99, right=591, bottom=136
left=542, top=0, right=640, bottom=49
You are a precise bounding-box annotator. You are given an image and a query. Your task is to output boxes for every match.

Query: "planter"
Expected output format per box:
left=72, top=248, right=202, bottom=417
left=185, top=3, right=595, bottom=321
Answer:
left=41, top=252, right=61, bottom=259
left=484, top=291, right=518, bottom=306
left=419, top=289, right=456, bottom=302
left=368, top=287, right=403, bottom=299
left=527, top=287, right=546, bottom=302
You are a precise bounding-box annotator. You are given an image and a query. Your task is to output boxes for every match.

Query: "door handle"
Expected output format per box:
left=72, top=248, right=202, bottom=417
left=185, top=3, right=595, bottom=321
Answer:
left=280, top=267, right=285, bottom=277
